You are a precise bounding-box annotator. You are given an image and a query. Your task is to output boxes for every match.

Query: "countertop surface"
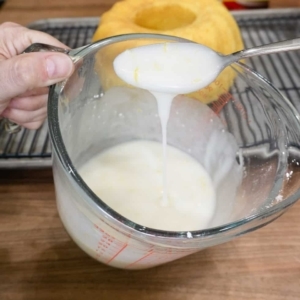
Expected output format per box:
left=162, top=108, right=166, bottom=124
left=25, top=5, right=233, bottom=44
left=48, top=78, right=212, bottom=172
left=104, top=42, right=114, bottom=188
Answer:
left=0, top=1, right=300, bottom=299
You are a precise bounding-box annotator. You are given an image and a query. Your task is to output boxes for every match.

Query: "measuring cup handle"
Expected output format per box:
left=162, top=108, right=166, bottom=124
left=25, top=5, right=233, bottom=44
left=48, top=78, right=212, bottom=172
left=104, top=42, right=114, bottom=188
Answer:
left=3, top=43, right=70, bottom=134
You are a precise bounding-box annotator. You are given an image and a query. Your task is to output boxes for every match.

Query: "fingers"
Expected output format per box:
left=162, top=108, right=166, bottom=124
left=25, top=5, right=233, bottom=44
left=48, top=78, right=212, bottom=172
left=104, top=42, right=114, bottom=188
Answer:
left=0, top=22, right=70, bottom=58
left=0, top=23, right=73, bottom=130
left=9, top=94, right=48, bottom=111
left=1, top=105, right=47, bottom=128
left=21, top=121, right=45, bottom=130
left=0, top=51, right=74, bottom=103
left=1, top=94, right=48, bottom=129
left=25, top=28, right=70, bottom=49
left=19, top=87, right=49, bottom=97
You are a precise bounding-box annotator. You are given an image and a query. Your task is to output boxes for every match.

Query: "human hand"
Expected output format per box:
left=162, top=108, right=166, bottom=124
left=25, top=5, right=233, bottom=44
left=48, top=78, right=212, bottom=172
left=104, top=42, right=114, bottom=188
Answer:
left=0, top=22, right=74, bottom=129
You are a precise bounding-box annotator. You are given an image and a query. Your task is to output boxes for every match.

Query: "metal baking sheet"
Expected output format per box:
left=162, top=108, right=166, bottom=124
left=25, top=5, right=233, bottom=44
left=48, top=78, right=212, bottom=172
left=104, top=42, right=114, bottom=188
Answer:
left=1, top=8, right=300, bottom=168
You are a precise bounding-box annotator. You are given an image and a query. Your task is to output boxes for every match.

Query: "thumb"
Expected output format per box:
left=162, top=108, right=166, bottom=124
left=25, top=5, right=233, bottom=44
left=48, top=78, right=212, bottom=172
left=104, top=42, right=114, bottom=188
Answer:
left=0, top=52, right=74, bottom=103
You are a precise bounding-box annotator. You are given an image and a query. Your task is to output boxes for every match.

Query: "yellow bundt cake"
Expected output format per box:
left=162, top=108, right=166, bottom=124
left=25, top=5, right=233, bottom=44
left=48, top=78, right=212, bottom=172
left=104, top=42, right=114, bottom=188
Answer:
left=92, top=0, right=244, bottom=104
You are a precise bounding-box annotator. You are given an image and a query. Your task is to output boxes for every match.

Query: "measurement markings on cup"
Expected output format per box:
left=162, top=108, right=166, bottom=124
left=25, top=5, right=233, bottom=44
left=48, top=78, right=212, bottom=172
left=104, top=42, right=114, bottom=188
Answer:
left=94, top=224, right=128, bottom=263
left=125, top=247, right=197, bottom=269
left=93, top=224, right=197, bottom=268
left=125, top=249, right=155, bottom=268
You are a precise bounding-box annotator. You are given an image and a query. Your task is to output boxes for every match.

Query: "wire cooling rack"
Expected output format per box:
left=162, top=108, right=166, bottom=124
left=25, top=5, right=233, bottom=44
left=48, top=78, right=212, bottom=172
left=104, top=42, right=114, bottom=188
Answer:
left=1, top=9, right=300, bottom=168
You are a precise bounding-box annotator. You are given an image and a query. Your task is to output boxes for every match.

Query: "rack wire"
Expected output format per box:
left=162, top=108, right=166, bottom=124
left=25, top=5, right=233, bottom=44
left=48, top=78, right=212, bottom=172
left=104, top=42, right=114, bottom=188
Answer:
left=1, top=10, right=300, bottom=168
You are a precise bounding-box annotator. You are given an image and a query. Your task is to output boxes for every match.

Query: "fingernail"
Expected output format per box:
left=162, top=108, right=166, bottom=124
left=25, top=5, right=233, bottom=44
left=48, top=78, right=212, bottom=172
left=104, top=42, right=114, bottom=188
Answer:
left=46, top=54, right=74, bottom=79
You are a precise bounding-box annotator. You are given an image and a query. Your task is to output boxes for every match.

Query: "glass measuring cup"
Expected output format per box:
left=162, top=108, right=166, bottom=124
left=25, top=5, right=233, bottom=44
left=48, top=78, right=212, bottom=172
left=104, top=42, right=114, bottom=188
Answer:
left=47, top=34, right=300, bottom=269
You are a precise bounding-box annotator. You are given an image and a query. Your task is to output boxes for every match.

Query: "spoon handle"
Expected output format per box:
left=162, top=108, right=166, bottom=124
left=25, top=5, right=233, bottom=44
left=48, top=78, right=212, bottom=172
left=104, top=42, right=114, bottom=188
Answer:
left=232, top=37, right=300, bottom=60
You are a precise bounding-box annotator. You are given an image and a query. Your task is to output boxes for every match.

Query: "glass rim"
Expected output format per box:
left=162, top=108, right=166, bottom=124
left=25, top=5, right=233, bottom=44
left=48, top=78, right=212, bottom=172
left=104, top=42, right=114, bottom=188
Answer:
left=48, top=33, right=300, bottom=240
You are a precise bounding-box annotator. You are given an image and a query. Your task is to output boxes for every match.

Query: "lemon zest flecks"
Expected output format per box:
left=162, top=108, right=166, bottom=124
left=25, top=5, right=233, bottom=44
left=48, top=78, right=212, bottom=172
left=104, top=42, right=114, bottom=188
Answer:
left=163, top=43, right=168, bottom=53
left=154, top=62, right=162, bottom=71
left=134, top=67, right=139, bottom=83
left=193, top=78, right=202, bottom=83
left=199, top=177, right=207, bottom=189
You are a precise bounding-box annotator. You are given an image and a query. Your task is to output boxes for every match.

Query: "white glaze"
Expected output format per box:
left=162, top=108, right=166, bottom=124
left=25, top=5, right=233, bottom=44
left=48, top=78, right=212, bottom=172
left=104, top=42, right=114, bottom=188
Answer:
left=79, top=140, right=216, bottom=231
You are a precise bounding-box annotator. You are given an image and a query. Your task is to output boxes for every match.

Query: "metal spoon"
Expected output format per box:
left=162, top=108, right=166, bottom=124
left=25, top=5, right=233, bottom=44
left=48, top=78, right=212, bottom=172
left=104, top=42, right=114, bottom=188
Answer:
left=3, top=37, right=300, bottom=134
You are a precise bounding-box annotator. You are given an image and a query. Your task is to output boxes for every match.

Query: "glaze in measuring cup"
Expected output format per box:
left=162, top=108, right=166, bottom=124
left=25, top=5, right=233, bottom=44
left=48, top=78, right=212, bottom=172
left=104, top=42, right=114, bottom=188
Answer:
left=47, top=34, right=300, bottom=269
